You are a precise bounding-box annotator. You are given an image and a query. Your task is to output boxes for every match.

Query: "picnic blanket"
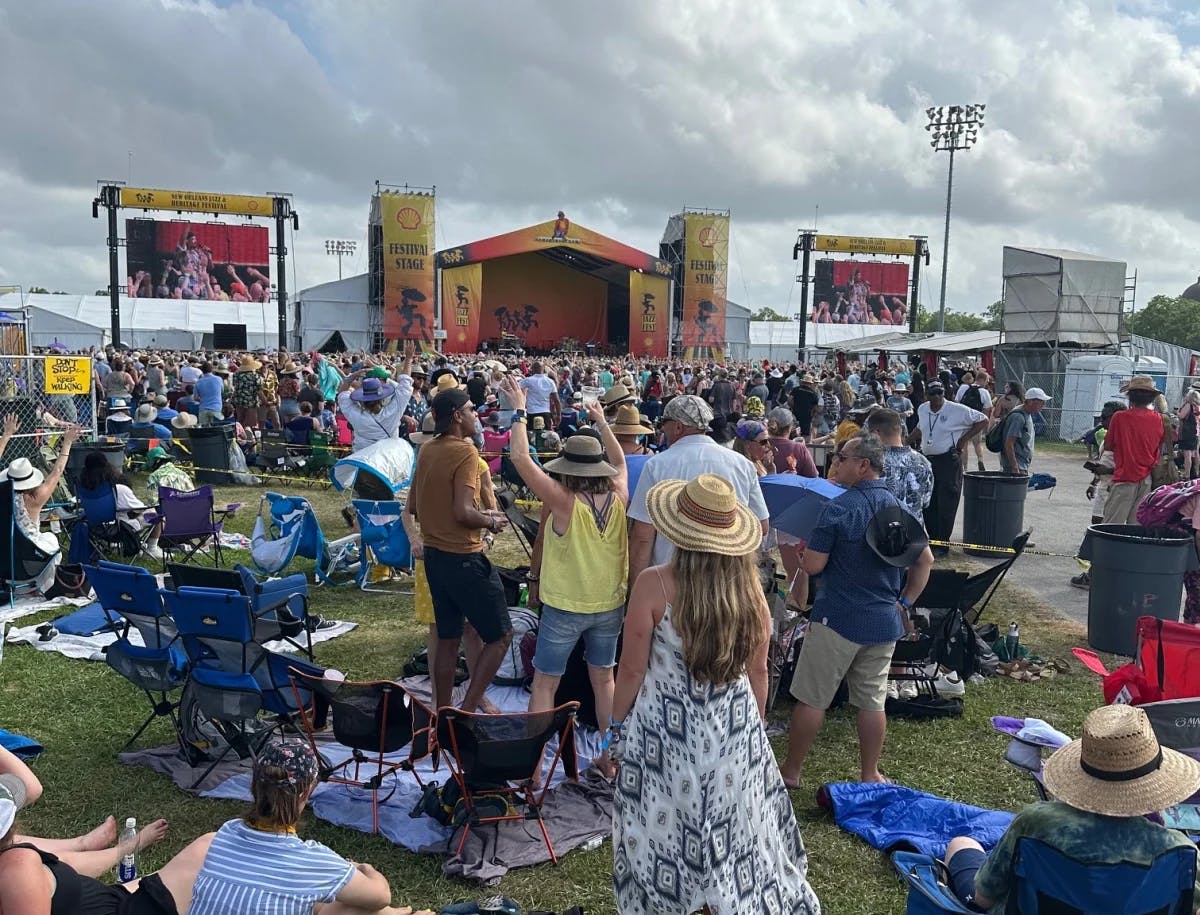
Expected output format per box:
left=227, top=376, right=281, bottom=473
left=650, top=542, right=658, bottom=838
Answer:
left=6, top=609, right=356, bottom=661
left=121, top=680, right=610, bottom=882
left=820, top=781, right=1014, bottom=859
left=0, top=593, right=93, bottom=629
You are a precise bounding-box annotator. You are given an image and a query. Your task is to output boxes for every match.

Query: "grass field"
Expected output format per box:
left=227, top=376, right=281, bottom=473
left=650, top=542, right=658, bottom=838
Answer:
left=1, top=476, right=1114, bottom=914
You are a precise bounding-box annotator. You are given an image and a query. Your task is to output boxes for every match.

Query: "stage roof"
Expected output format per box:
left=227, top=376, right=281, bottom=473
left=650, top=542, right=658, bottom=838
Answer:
left=436, top=216, right=671, bottom=280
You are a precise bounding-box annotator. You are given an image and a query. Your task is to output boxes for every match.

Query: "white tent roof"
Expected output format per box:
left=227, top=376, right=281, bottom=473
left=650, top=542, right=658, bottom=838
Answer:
left=884, top=330, right=1002, bottom=353
left=749, top=321, right=901, bottom=348
left=293, top=273, right=372, bottom=352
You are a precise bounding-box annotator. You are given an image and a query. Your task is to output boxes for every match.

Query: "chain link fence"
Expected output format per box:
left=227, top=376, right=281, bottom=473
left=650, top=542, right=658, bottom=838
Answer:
left=1016, top=370, right=1196, bottom=442
left=0, top=355, right=99, bottom=467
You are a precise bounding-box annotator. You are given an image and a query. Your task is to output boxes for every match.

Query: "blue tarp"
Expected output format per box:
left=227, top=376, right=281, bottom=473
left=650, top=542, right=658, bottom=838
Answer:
left=0, top=729, right=44, bottom=759
left=822, top=781, right=1014, bottom=859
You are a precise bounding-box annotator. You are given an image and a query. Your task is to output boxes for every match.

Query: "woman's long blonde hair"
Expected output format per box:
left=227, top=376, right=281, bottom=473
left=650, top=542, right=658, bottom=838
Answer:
left=670, top=548, right=765, bottom=686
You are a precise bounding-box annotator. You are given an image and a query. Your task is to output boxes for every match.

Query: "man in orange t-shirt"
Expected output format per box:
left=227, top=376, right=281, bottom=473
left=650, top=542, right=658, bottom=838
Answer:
left=1101, top=376, right=1167, bottom=524
left=410, top=388, right=512, bottom=712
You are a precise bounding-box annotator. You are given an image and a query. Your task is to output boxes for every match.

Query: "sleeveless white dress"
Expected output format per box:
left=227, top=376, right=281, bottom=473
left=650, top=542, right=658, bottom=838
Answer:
left=612, top=604, right=821, bottom=914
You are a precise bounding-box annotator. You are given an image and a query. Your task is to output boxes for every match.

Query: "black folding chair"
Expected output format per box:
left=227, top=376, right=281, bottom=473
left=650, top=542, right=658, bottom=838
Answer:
left=436, top=702, right=579, bottom=863
left=497, top=489, right=540, bottom=559
left=0, top=479, right=59, bottom=602
left=288, top=669, right=436, bottom=835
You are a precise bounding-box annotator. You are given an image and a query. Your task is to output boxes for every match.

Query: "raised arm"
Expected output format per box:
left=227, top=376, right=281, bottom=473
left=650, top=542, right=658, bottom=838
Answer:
left=583, top=400, right=628, bottom=503
left=0, top=413, right=17, bottom=462
left=499, top=376, right=574, bottom=520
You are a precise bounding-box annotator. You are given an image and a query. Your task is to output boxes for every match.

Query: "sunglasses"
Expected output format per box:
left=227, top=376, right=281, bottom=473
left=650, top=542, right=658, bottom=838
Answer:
left=833, top=448, right=862, bottom=463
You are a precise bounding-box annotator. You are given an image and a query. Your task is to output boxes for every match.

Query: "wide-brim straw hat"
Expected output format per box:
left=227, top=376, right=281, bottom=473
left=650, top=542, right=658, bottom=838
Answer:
left=147, top=356, right=163, bottom=366
left=645, top=473, right=760, bottom=555
left=600, top=383, right=635, bottom=407
left=172, top=413, right=198, bottom=430
left=1041, top=704, right=1200, bottom=817
left=237, top=355, right=261, bottom=371
left=1, top=458, right=44, bottom=491
left=279, top=361, right=301, bottom=375
left=1122, top=375, right=1158, bottom=394
left=434, top=374, right=462, bottom=394
left=610, top=403, right=655, bottom=436
left=543, top=434, right=618, bottom=478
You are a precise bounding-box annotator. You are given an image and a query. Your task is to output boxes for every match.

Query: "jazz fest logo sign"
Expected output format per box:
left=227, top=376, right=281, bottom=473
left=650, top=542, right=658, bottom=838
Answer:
left=119, top=187, right=274, bottom=218
left=44, top=357, right=92, bottom=395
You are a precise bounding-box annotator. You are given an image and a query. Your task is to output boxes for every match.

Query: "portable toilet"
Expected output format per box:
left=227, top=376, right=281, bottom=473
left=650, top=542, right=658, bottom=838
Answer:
left=1060, top=354, right=1168, bottom=441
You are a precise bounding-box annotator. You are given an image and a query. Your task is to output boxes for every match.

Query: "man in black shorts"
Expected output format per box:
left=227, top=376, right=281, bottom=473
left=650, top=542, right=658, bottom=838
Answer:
left=410, top=388, right=512, bottom=712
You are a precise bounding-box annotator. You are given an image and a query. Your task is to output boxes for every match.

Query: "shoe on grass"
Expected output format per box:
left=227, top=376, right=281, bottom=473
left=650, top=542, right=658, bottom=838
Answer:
left=1070, top=571, right=1091, bottom=590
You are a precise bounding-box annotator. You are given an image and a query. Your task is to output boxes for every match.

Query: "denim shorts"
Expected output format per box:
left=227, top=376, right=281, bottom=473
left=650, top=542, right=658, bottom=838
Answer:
left=533, top=604, right=623, bottom=676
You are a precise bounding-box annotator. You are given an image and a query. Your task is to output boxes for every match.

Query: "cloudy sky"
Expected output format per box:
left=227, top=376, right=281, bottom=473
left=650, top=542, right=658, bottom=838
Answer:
left=1, top=0, right=1198, bottom=317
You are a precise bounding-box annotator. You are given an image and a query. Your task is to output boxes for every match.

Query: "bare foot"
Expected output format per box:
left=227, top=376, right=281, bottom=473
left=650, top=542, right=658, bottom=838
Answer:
left=778, top=766, right=802, bottom=790
left=861, top=771, right=892, bottom=784
left=77, top=815, right=117, bottom=851
left=592, top=751, right=617, bottom=781
left=477, top=697, right=501, bottom=715
left=120, top=819, right=169, bottom=856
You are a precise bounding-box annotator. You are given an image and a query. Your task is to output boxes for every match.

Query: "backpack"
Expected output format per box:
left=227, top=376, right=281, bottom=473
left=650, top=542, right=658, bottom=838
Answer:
left=960, top=384, right=984, bottom=412
left=1135, top=477, right=1200, bottom=528
left=492, top=607, right=539, bottom=686
left=984, top=416, right=1007, bottom=453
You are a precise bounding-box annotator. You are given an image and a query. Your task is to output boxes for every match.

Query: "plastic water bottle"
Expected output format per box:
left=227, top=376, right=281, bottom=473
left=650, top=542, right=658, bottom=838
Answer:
left=1006, top=622, right=1020, bottom=660
left=117, top=818, right=137, bottom=882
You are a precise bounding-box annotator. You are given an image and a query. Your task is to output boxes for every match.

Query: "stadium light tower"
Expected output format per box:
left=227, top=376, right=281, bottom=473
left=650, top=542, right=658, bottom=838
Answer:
left=926, top=104, right=984, bottom=332
left=324, top=239, right=357, bottom=280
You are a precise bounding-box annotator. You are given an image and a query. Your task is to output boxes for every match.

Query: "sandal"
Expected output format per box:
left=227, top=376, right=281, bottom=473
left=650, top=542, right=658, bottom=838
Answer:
left=1050, top=657, right=1071, bottom=674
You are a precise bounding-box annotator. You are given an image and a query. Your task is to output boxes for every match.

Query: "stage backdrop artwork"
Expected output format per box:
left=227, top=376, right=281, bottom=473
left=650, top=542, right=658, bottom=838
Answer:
left=681, top=213, right=730, bottom=359
left=479, top=254, right=607, bottom=351
left=381, top=192, right=436, bottom=346
left=125, top=219, right=269, bottom=302
left=811, top=259, right=910, bottom=325
left=630, top=272, right=670, bottom=357
left=441, top=263, right=483, bottom=353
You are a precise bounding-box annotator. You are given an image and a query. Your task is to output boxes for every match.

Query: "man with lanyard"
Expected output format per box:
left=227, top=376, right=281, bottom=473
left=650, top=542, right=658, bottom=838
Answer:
left=779, top=432, right=934, bottom=787
left=909, top=381, right=987, bottom=555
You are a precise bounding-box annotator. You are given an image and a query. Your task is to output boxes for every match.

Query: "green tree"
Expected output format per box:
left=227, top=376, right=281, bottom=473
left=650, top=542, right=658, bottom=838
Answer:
left=916, top=308, right=990, bottom=333
left=28, top=286, right=48, bottom=294
left=752, top=306, right=790, bottom=321
left=1126, top=294, right=1200, bottom=350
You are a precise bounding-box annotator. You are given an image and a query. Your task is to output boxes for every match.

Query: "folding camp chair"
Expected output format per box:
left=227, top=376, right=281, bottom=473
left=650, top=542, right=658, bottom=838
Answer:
left=164, top=586, right=325, bottom=788
left=352, top=499, right=413, bottom=592
left=156, top=485, right=226, bottom=569
left=84, top=560, right=189, bottom=754
left=436, top=702, right=580, bottom=863
left=0, top=479, right=59, bottom=602
left=75, top=483, right=150, bottom=563
left=892, top=838, right=1196, bottom=914
left=288, top=668, right=436, bottom=835
left=916, top=531, right=1031, bottom=627
left=304, top=431, right=338, bottom=478
left=497, top=489, right=540, bottom=560
left=251, top=492, right=360, bottom=585
left=257, top=430, right=298, bottom=473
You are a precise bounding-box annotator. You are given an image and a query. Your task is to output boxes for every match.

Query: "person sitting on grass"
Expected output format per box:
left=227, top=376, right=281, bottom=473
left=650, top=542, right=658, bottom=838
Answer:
left=942, top=704, right=1200, bottom=913
left=144, top=446, right=195, bottom=494
left=187, top=739, right=431, bottom=915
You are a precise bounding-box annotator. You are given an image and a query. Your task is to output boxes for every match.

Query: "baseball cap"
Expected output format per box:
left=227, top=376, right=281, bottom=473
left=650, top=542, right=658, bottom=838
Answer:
left=1025, top=387, right=1052, bottom=402
left=0, top=774, right=29, bottom=836
left=662, top=394, right=714, bottom=430
left=926, top=381, right=946, bottom=394
left=432, top=388, right=470, bottom=434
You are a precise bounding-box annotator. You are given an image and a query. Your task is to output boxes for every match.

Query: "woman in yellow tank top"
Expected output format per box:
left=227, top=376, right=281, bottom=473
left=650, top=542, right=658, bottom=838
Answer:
left=502, top=376, right=628, bottom=754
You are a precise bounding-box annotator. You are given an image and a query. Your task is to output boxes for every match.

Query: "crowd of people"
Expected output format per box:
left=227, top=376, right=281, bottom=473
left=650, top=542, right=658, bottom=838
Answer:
left=8, top=341, right=1200, bottom=913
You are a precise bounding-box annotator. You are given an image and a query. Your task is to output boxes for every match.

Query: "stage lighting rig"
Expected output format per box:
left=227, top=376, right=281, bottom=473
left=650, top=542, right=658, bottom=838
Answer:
left=924, top=103, right=985, bottom=331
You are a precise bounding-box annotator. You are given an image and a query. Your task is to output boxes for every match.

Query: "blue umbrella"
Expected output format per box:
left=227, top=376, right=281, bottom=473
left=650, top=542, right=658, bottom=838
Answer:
left=760, top=473, right=847, bottom=541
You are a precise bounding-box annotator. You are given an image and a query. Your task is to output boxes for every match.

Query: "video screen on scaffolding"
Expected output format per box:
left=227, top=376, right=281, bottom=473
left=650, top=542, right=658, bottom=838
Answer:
left=811, top=259, right=909, bottom=325
left=125, top=218, right=270, bottom=302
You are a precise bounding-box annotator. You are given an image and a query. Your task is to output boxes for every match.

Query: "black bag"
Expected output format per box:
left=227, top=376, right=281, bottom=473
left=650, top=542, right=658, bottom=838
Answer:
left=885, top=695, right=963, bottom=718
left=402, top=648, right=468, bottom=685
left=927, top=607, right=979, bottom=680
left=985, top=416, right=1006, bottom=453
left=960, top=385, right=985, bottom=412
left=44, top=563, right=89, bottom=600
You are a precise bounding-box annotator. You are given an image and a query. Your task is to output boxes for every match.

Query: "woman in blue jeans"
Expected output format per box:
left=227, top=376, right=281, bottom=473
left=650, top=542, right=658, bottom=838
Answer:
left=502, top=376, right=628, bottom=771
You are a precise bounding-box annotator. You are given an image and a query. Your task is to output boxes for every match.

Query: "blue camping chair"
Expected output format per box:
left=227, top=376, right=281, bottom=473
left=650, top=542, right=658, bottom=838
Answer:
left=351, top=500, right=412, bottom=592
left=250, top=492, right=359, bottom=585
left=893, top=838, right=1197, bottom=914
left=84, top=560, right=189, bottom=754
left=234, top=563, right=316, bottom=658
left=164, top=586, right=326, bottom=788
left=75, top=483, right=149, bottom=563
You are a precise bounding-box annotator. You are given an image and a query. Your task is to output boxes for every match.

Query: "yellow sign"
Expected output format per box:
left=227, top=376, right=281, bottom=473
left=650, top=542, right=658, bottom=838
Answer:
left=44, top=357, right=92, bottom=395
left=119, top=187, right=274, bottom=217
left=813, top=234, right=917, bottom=256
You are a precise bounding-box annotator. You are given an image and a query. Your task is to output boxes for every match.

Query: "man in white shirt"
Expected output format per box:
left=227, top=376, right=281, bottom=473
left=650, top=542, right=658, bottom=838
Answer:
left=909, top=381, right=988, bottom=553
left=518, top=362, right=558, bottom=427
left=179, top=357, right=202, bottom=386
left=627, top=394, right=769, bottom=583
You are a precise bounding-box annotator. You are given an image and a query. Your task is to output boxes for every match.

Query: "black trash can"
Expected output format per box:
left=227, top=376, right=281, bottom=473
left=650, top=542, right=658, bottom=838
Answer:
left=962, top=471, right=1029, bottom=556
left=186, top=425, right=235, bottom=485
left=66, top=438, right=127, bottom=494
left=1082, top=524, right=1194, bottom=657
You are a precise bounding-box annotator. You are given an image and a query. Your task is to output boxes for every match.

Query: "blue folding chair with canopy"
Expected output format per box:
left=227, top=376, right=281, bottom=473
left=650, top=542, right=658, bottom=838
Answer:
left=351, top=499, right=413, bottom=592
left=250, top=492, right=359, bottom=585
left=84, top=559, right=190, bottom=757
left=164, top=586, right=327, bottom=788
left=892, top=837, right=1197, bottom=914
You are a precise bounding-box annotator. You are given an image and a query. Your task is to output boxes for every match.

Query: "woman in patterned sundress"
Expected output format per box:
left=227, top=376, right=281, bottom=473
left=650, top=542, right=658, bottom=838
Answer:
left=609, top=473, right=820, bottom=915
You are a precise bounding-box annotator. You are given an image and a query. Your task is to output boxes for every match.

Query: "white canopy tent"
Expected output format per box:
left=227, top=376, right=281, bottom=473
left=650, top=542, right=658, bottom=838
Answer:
left=1001, top=247, right=1126, bottom=347
left=292, top=274, right=372, bottom=352
left=23, top=294, right=285, bottom=351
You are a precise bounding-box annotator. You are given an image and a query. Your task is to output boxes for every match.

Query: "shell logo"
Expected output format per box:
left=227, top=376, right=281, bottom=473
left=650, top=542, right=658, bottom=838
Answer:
left=397, top=207, right=422, bottom=230
left=644, top=337, right=655, bottom=350
left=698, top=226, right=718, bottom=248
left=457, top=330, right=467, bottom=343
left=246, top=200, right=261, bottom=212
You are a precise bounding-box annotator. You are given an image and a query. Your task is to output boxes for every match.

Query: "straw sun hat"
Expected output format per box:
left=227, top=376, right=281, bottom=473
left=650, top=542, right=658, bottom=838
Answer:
left=542, top=435, right=618, bottom=478
left=1041, top=704, right=1200, bottom=817
left=610, top=403, right=655, bottom=436
left=645, top=473, right=761, bottom=555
